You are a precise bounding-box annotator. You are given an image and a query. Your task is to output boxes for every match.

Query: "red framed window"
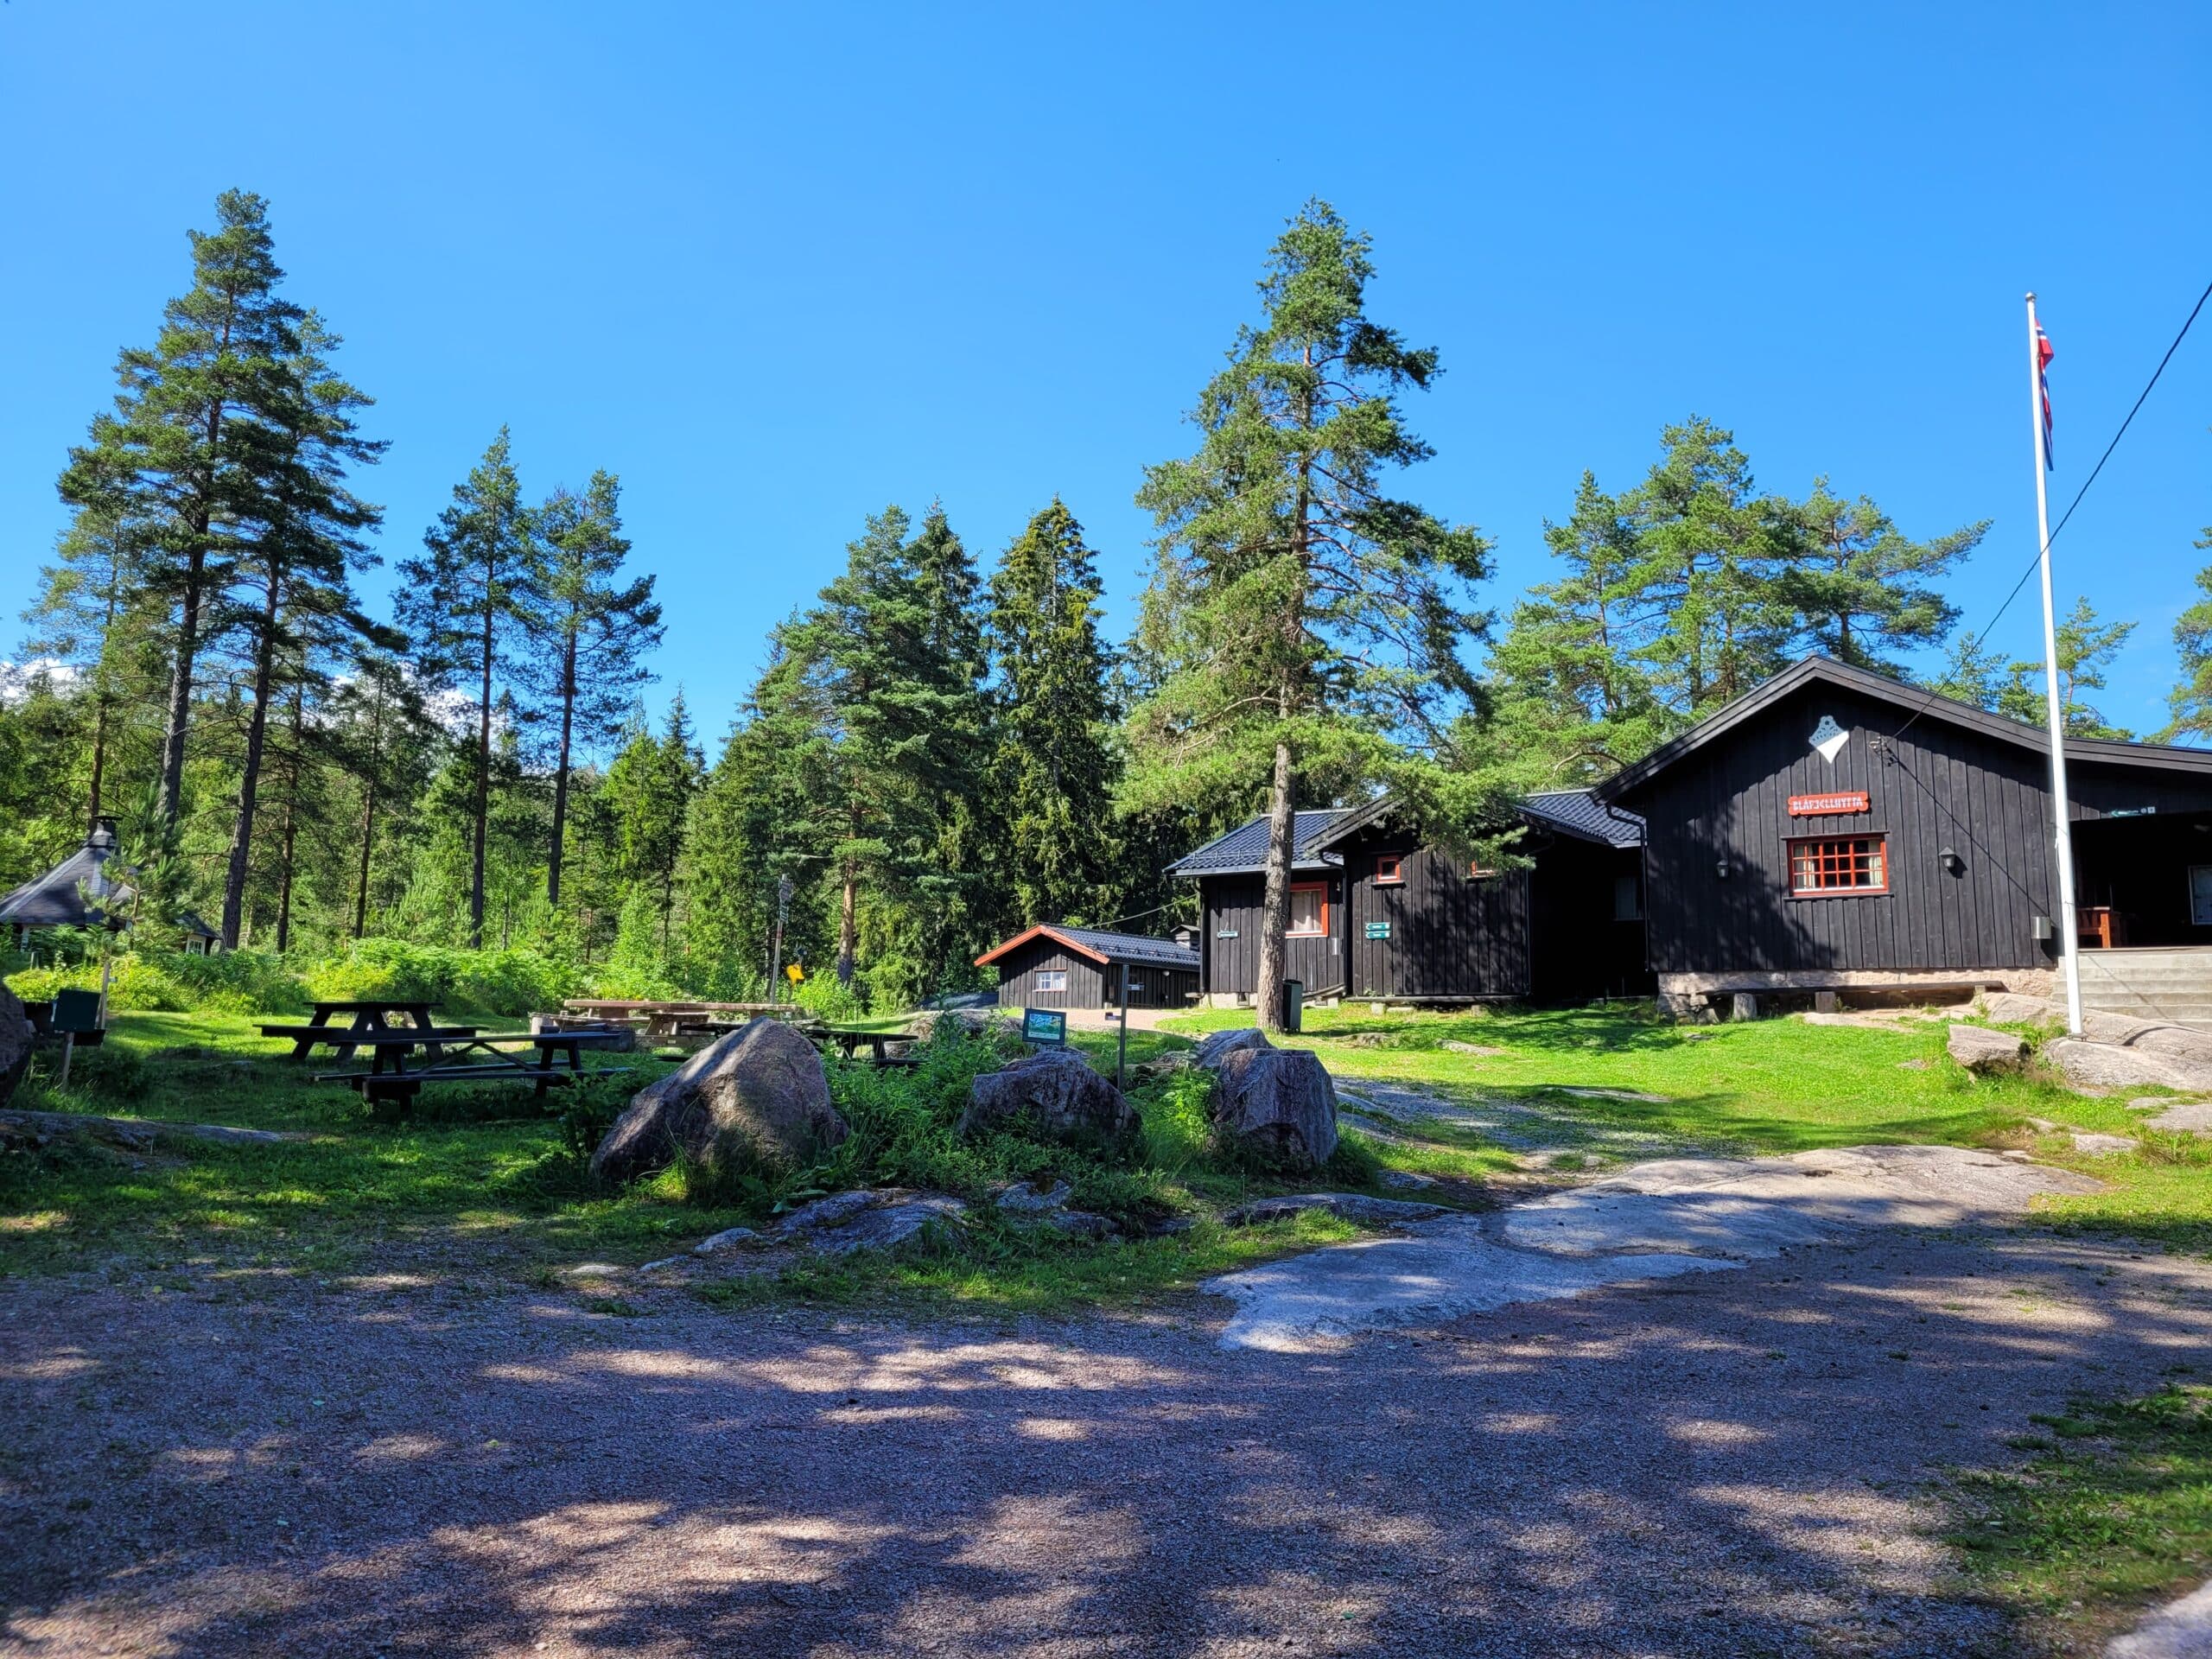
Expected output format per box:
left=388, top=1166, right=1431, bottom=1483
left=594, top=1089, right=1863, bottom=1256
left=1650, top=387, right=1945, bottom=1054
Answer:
left=1789, top=834, right=1889, bottom=896
left=1468, top=858, right=1497, bottom=880
left=1287, top=882, right=1329, bottom=936
left=1374, top=854, right=1406, bottom=886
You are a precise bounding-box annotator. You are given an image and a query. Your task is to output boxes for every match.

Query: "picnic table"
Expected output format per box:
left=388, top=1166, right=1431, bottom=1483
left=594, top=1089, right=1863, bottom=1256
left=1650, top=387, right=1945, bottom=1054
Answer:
left=259, top=999, right=472, bottom=1062
left=315, top=1029, right=633, bottom=1114
left=813, top=1027, right=921, bottom=1068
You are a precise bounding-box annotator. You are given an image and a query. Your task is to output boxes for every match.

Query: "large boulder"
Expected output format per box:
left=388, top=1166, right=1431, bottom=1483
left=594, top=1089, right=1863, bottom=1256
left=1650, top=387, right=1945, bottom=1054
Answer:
left=1212, top=1046, right=1339, bottom=1169
left=1948, top=1024, right=2030, bottom=1074
left=1975, top=992, right=2063, bottom=1027
left=589, top=1019, right=847, bottom=1184
left=957, top=1049, right=1136, bottom=1149
left=2046, top=1038, right=2203, bottom=1093
left=0, top=985, right=31, bottom=1109
left=902, top=1007, right=1019, bottom=1044
left=1193, top=1027, right=1274, bottom=1071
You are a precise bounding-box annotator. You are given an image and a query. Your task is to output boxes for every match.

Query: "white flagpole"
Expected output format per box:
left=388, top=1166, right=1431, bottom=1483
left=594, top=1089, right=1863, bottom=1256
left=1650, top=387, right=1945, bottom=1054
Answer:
left=2027, top=291, right=2084, bottom=1036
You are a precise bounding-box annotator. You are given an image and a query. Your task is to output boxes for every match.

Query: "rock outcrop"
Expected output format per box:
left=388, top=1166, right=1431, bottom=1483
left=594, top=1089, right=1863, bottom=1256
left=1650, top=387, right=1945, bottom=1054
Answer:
left=0, top=986, right=31, bottom=1110
left=958, top=1049, right=1137, bottom=1149
left=590, top=1019, right=847, bottom=1184
left=1947, top=1024, right=2030, bottom=1074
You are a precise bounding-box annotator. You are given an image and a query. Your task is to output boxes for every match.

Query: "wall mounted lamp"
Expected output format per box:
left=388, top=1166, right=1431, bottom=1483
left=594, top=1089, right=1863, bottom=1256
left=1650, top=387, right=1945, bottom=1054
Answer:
left=1939, top=846, right=1964, bottom=875
left=1714, top=858, right=1730, bottom=880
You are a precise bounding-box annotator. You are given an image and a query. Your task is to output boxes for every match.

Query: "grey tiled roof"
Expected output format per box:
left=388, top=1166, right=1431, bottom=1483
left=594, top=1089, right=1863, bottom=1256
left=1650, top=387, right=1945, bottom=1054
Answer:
left=1521, top=789, right=1645, bottom=849
left=1165, top=810, right=1352, bottom=876
left=1047, top=926, right=1201, bottom=969
left=0, top=831, right=134, bottom=927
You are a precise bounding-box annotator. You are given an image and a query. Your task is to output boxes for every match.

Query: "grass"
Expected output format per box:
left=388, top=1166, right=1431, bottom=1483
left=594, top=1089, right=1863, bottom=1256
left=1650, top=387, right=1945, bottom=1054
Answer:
left=7, top=997, right=2208, bottom=1306
left=1160, top=1003, right=2212, bottom=1251
left=1948, top=1382, right=2212, bottom=1655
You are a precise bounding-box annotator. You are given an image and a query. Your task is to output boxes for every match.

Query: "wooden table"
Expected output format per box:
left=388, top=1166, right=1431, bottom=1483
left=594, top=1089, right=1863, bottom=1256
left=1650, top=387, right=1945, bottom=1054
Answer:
left=259, top=1000, right=465, bottom=1062
left=315, top=1031, right=633, bottom=1113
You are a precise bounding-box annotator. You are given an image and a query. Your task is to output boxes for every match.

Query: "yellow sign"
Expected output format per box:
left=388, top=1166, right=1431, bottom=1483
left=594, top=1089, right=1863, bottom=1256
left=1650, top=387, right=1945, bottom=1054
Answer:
left=785, top=963, right=804, bottom=983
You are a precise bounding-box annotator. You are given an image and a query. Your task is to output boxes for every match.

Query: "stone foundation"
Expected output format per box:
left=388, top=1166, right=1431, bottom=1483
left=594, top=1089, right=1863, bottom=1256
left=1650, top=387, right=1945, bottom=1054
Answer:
left=1658, top=967, right=2055, bottom=1020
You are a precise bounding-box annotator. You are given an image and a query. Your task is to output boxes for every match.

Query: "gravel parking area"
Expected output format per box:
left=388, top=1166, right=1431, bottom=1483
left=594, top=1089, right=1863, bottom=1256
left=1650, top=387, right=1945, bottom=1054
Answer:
left=8, top=1219, right=2212, bottom=1657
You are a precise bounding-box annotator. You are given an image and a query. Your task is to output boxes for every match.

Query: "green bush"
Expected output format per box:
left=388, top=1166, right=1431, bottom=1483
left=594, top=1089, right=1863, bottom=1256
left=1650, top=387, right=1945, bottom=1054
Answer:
left=302, top=938, right=576, bottom=1018
left=3, top=948, right=308, bottom=1015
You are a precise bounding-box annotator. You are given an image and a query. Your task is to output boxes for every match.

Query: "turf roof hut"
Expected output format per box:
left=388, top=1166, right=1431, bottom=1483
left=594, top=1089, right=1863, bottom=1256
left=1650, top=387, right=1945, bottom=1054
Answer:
left=977, top=925, right=1202, bottom=1011
left=0, top=819, right=136, bottom=949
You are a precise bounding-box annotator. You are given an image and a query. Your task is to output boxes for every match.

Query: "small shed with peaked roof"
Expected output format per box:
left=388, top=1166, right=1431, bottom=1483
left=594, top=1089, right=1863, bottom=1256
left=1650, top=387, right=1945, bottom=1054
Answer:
left=0, top=820, right=136, bottom=944
left=977, top=925, right=1202, bottom=1011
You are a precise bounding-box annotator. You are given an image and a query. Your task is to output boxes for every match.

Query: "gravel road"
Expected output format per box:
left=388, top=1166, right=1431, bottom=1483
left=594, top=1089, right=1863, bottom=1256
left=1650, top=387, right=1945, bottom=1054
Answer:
left=7, top=1218, right=2211, bottom=1657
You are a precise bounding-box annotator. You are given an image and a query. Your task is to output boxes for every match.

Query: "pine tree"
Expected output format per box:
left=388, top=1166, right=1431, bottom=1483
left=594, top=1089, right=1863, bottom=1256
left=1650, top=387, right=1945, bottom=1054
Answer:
left=1482, top=471, right=1673, bottom=784
left=987, top=499, right=1120, bottom=925
left=397, top=429, right=532, bottom=948
left=1998, top=596, right=2138, bottom=739
left=216, top=314, right=385, bottom=947
left=1128, top=200, right=1491, bottom=1028
left=524, top=471, right=662, bottom=910
left=58, top=189, right=306, bottom=835
left=2164, top=523, right=2212, bottom=742
left=1618, top=416, right=1808, bottom=716
left=1788, top=480, right=1986, bottom=674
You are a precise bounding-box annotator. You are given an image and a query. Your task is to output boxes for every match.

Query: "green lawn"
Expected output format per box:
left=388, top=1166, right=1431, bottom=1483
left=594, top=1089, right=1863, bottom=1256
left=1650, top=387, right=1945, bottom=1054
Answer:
left=5, top=1000, right=2207, bottom=1300
left=1161, top=1003, right=2212, bottom=1249
left=1948, top=1382, right=2212, bottom=1656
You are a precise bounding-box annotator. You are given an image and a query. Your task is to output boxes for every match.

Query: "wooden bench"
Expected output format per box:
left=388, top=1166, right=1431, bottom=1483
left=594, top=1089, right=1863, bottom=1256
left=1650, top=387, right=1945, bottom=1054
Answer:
left=315, top=1032, right=633, bottom=1114
left=813, top=1027, right=923, bottom=1068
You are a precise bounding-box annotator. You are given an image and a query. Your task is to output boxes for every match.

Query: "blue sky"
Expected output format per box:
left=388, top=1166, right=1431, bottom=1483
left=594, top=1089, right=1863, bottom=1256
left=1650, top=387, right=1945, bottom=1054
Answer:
left=3, top=2, right=2208, bottom=750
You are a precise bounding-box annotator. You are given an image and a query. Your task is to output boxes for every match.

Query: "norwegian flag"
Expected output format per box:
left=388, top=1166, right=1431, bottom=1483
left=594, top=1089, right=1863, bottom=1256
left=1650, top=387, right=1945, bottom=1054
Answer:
left=2036, top=318, right=2056, bottom=468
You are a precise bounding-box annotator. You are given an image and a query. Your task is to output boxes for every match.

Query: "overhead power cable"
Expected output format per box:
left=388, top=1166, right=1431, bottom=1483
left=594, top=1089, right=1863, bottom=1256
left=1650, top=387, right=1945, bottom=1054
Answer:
left=1884, top=274, right=2212, bottom=749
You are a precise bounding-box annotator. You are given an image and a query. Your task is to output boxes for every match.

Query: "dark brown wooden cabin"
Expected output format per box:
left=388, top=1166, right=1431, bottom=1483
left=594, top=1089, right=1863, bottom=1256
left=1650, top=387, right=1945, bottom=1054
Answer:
left=1169, top=792, right=1649, bottom=1007
left=1595, top=655, right=2212, bottom=1014
left=977, top=925, right=1201, bottom=1011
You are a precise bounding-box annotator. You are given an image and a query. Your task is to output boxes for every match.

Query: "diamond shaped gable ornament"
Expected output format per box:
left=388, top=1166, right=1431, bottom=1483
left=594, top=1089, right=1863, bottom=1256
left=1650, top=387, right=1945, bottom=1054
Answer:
left=1808, top=715, right=1849, bottom=763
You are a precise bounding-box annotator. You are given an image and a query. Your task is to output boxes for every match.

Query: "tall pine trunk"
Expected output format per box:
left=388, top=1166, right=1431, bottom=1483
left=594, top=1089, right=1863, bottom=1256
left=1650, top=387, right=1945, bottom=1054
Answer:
left=219, top=561, right=283, bottom=948
left=469, top=556, right=494, bottom=950
left=275, top=683, right=306, bottom=953
left=156, top=305, right=236, bottom=833
left=353, top=678, right=385, bottom=939
left=1253, top=725, right=1295, bottom=1032
left=547, top=625, right=577, bottom=907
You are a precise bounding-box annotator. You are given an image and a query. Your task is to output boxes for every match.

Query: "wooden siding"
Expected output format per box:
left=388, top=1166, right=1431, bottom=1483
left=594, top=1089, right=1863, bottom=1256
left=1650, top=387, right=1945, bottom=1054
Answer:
left=1529, top=837, right=1652, bottom=1001
left=1608, top=680, right=2184, bottom=976
left=991, top=939, right=1197, bottom=1010
left=1338, top=833, right=1531, bottom=999
left=1201, top=874, right=1347, bottom=997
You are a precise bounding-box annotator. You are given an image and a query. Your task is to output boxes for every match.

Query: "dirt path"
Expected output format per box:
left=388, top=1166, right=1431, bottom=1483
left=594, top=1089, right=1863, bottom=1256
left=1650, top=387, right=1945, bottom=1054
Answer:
left=8, top=1219, right=2212, bottom=1657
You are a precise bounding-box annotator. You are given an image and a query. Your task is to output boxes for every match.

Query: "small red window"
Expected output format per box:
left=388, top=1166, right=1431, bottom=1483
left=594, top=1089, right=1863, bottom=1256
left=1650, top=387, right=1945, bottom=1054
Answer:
left=1375, top=854, right=1405, bottom=886
left=1789, top=835, right=1889, bottom=896
left=1287, top=883, right=1329, bottom=937
left=1468, top=858, right=1496, bottom=880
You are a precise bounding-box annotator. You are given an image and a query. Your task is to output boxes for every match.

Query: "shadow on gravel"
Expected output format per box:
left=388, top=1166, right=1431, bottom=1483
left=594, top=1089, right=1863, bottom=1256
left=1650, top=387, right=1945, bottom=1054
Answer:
left=7, top=1224, right=2211, bottom=1656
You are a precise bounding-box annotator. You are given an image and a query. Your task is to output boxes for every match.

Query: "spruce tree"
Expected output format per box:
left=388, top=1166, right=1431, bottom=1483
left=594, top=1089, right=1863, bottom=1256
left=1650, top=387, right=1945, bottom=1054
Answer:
left=59, top=189, right=305, bottom=835
left=324, top=648, right=440, bottom=939
left=602, top=692, right=702, bottom=956
left=397, top=429, right=532, bottom=948
left=524, top=471, right=662, bottom=910
left=987, top=499, right=1120, bottom=926
left=1128, top=201, right=1491, bottom=1028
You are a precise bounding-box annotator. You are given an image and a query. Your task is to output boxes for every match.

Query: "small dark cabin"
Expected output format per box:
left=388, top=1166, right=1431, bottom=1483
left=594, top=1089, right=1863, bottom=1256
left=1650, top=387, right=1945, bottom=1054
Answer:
left=1596, top=655, right=2212, bottom=1015
left=978, top=925, right=1202, bottom=1012
left=1170, top=791, right=1650, bottom=1007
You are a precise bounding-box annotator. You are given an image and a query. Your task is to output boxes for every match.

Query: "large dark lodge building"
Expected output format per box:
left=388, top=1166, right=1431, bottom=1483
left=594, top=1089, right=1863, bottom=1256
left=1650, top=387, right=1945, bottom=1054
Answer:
left=1160, top=656, right=2212, bottom=1021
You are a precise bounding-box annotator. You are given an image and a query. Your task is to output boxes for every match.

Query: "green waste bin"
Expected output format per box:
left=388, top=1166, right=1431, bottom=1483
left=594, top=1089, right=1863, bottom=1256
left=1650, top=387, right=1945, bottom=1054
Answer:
left=1281, top=979, right=1303, bottom=1033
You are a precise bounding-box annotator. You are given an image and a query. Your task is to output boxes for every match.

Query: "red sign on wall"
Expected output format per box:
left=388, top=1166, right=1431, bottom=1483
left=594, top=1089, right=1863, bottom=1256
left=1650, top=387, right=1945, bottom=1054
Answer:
left=1788, top=790, right=1871, bottom=817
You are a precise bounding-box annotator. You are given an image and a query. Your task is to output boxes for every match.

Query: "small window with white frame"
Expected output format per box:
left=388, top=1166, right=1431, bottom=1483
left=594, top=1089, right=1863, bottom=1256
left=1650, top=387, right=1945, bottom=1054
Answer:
left=1036, top=969, right=1068, bottom=992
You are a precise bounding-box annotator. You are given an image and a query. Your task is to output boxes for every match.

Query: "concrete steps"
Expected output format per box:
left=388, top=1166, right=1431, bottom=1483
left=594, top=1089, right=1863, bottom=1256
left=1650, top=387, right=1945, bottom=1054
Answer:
left=2075, top=950, right=2212, bottom=1030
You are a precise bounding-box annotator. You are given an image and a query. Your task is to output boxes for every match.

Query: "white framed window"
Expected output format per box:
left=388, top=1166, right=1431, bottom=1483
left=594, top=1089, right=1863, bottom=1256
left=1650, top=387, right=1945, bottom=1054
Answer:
left=2190, top=866, right=2212, bottom=927
left=1036, top=969, right=1068, bottom=992
left=1613, top=874, right=1643, bottom=921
